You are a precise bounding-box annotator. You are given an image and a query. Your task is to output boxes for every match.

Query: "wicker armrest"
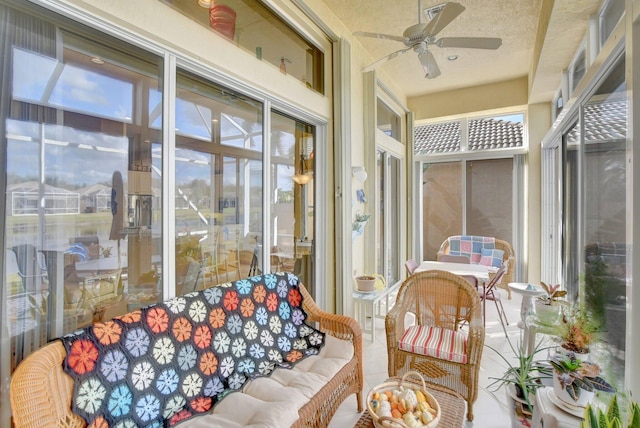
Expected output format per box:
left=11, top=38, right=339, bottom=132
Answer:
left=301, top=284, right=362, bottom=343
left=10, top=341, right=83, bottom=428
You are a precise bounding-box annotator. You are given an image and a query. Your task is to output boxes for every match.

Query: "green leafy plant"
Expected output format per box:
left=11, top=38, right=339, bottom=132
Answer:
left=538, top=281, right=567, bottom=305
left=557, top=307, right=600, bottom=353
left=550, top=353, right=614, bottom=402
left=352, top=212, right=371, bottom=232
left=582, top=393, right=640, bottom=428
left=487, top=337, right=553, bottom=409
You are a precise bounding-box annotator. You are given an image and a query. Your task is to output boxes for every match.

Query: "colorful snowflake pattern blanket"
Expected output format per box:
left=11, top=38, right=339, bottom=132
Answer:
left=59, top=273, right=325, bottom=427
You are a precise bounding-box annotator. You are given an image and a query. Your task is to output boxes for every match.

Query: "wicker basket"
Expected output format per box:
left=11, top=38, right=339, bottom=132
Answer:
left=367, top=371, right=441, bottom=428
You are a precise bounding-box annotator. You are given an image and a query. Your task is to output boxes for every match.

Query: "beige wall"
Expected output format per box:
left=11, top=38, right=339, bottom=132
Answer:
left=408, top=77, right=528, bottom=120
left=526, top=102, right=550, bottom=284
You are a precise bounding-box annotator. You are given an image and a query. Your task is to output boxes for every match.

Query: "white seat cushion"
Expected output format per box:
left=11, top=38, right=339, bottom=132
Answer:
left=180, top=334, right=354, bottom=427
left=398, top=325, right=468, bottom=364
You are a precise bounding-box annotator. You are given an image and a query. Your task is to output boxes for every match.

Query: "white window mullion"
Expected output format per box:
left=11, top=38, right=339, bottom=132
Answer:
left=461, top=159, right=467, bottom=233
left=162, top=53, right=177, bottom=299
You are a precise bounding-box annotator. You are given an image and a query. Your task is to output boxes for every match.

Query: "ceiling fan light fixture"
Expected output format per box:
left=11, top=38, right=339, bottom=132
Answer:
left=292, top=173, right=312, bottom=185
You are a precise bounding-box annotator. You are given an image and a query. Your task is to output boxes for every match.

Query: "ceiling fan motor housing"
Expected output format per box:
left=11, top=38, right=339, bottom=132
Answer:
left=402, top=23, right=429, bottom=45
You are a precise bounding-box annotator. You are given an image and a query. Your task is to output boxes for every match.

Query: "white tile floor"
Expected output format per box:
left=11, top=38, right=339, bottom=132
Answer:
left=329, top=287, right=528, bottom=428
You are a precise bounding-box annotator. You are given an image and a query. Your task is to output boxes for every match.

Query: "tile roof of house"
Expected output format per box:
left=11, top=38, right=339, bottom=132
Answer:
left=567, top=98, right=627, bottom=144
left=415, top=118, right=523, bottom=155
left=415, top=97, right=627, bottom=155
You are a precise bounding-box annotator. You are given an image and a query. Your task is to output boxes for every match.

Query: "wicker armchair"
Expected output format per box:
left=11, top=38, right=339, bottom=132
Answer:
left=437, top=237, right=515, bottom=298
left=385, top=270, right=485, bottom=421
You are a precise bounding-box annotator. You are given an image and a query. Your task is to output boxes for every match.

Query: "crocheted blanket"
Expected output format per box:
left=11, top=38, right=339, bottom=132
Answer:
left=59, top=273, right=325, bottom=427
left=448, top=235, right=495, bottom=264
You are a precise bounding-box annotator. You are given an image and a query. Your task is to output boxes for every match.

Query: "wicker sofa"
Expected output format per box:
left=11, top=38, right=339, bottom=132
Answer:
left=437, top=236, right=515, bottom=298
left=10, top=274, right=363, bottom=428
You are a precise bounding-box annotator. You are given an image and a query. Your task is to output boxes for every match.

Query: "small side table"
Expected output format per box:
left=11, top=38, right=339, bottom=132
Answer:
left=353, top=282, right=400, bottom=343
left=354, top=378, right=466, bottom=427
left=508, top=282, right=546, bottom=353
left=531, top=387, right=582, bottom=428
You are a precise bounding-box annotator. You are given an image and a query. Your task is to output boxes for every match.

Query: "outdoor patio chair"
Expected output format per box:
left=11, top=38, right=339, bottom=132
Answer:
left=478, top=262, right=509, bottom=335
left=385, top=270, right=484, bottom=421
left=404, top=258, right=419, bottom=275
left=437, top=236, right=515, bottom=298
left=9, top=244, right=47, bottom=292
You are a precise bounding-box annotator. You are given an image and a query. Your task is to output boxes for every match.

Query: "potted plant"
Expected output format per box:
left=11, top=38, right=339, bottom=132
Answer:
left=556, top=306, right=599, bottom=358
left=535, top=282, right=567, bottom=325
left=582, top=393, right=640, bottom=428
left=487, top=337, right=552, bottom=427
left=352, top=212, right=371, bottom=239
left=549, top=352, right=614, bottom=408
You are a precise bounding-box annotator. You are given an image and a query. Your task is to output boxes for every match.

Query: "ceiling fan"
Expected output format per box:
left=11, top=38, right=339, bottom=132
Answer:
left=354, top=1, right=502, bottom=79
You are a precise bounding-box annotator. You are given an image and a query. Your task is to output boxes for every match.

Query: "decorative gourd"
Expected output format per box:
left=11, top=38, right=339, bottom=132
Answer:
left=377, top=400, right=392, bottom=418
left=402, top=412, right=421, bottom=428
left=398, top=388, right=418, bottom=410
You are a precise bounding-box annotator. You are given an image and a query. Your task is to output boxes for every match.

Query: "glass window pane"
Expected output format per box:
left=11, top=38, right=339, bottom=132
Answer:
left=582, top=57, right=626, bottom=389
left=375, top=151, right=401, bottom=284
left=422, top=162, right=462, bottom=260
left=600, top=0, right=624, bottom=47
left=571, top=48, right=586, bottom=92
left=377, top=99, right=401, bottom=142
left=387, top=156, right=400, bottom=284
left=175, top=69, right=263, bottom=292
left=468, top=114, right=524, bottom=151
left=270, top=111, right=315, bottom=296
left=161, top=0, right=325, bottom=94
left=466, top=158, right=513, bottom=241
left=414, top=121, right=461, bottom=154
left=2, top=5, right=163, bottom=377
left=563, top=121, right=580, bottom=300
left=376, top=151, right=384, bottom=274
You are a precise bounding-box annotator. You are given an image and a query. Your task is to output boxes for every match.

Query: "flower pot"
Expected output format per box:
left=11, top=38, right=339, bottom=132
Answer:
left=209, top=3, right=236, bottom=40
left=355, top=275, right=376, bottom=292
left=552, top=372, right=594, bottom=408
left=534, top=300, right=562, bottom=325
left=506, top=385, right=534, bottom=428
left=558, top=343, right=590, bottom=362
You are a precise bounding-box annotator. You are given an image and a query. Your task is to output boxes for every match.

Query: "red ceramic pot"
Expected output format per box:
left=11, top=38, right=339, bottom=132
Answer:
left=209, top=4, right=236, bottom=40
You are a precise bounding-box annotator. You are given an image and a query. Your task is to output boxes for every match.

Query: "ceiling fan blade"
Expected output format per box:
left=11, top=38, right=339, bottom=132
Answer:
left=418, top=50, right=440, bottom=79
left=362, top=47, right=412, bottom=72
left=422, top=2, right=465, bottom=37
left=436, top=37, right=502, bottom=50
left=353, top=31, right=408, bottom=44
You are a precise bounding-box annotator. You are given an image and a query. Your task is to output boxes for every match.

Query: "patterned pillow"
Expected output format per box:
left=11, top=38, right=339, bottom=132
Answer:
left=448, top=235, right=495, bottom=264
left=479, top=248, right=504, bottom=267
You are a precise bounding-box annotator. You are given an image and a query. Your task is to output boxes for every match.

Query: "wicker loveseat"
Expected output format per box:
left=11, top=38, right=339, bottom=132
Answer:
left=10, top=273, right=363, bottom=428
left=437, top=236, right=515, bottom=298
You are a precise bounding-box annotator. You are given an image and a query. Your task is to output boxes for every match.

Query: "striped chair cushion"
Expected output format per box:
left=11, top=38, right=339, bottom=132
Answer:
left=398, top=325, right=468, bottom=364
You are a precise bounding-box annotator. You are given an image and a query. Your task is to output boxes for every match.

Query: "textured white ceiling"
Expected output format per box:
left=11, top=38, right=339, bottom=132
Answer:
left=321, top=0, right=602, bottom=101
